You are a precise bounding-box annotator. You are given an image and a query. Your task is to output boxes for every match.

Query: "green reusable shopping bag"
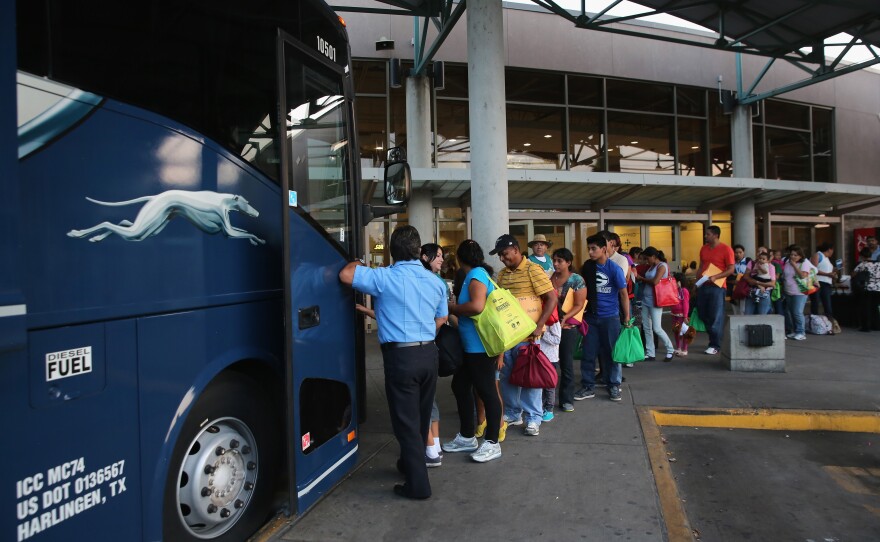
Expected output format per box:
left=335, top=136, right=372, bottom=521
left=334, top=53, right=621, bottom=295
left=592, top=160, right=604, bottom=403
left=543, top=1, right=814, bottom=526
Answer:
left=470, top=279, right=538, bottom=357
left=612, top=319, right=644, bottom=364
left=689, top=307, right=707, bottom=332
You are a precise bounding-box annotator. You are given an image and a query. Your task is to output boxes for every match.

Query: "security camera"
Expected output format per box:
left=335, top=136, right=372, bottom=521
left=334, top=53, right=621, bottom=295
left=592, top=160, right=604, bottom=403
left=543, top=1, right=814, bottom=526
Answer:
left=376, top=37, right=394, bottom=51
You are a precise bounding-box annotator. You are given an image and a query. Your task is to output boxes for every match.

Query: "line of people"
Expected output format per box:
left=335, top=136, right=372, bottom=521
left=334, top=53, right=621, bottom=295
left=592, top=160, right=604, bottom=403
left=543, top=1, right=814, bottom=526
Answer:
left=338, top=224, right=870, bottom=500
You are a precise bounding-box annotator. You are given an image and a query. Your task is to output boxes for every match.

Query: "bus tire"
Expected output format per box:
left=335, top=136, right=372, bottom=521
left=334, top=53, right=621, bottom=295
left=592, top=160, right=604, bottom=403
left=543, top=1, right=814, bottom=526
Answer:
left=163, top=372, right=281, bottom=541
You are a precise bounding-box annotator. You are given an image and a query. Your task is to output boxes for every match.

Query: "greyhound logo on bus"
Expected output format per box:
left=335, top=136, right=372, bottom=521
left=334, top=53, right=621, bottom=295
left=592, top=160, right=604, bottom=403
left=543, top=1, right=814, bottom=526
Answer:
left=67, top=190, right=265, bottom=245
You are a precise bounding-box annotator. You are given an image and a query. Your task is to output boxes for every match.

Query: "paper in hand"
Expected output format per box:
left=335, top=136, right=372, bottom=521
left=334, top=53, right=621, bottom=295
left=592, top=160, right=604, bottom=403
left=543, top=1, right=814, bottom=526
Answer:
left=695, top=275, right=709, bottom=287
left=679, top=322, right=690, bottom=336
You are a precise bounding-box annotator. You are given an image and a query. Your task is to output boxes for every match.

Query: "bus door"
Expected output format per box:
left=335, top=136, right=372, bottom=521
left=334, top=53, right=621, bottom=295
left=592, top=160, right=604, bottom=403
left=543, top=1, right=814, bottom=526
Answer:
left=278, top=34, right=359, bottom=514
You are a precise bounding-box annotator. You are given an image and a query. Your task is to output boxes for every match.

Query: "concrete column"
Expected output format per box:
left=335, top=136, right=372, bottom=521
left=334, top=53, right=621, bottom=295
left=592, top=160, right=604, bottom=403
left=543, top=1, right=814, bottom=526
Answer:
left=731, top=104, right=753, bottom=178
left=467, top=0, right=509, bottom=256
left=733, top=199, right=756, bottom=257
left=406, top=75, right=434, bottom=242
left=763, top=212, right=773, bottom=251
left=408, top=189, right=433, bottom=243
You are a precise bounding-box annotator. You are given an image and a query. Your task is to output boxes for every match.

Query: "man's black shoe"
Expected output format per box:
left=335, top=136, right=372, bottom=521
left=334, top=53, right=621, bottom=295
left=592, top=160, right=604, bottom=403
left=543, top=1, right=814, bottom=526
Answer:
left=393, top=484, right=430, bottom=500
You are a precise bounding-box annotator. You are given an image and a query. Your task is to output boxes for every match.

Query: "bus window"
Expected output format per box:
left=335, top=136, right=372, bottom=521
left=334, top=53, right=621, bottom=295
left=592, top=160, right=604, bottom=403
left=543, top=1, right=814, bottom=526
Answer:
left=283, top=46, right=352, bottom=253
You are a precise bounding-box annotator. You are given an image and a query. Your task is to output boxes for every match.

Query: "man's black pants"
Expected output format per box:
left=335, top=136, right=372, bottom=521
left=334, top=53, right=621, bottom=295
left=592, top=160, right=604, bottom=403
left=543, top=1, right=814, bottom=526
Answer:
left=382, top=343, right=438, bottom=498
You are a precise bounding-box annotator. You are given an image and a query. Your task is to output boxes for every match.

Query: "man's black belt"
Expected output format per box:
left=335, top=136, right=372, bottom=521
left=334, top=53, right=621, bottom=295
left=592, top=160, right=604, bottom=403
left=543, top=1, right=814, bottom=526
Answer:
left=381, top=341, right=434, bottom=352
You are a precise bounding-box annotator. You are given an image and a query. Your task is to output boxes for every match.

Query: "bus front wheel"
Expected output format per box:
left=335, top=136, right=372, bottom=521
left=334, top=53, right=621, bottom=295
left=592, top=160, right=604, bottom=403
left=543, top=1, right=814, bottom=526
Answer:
left=163, top=373, right=280, bottom=541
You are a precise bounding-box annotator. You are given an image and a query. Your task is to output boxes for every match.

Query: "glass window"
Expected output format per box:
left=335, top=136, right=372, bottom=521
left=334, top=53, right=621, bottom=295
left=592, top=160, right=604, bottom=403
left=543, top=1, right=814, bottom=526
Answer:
left=606, top=79, right=673, bottom=113
left=677, top=118, right=707, bottom=176
left=355, top=96, right=387, bottom=168
left=753, top=125, right=765, bottom=178
left=607, top=112, right=674, bottom=174
left=765, top=127, right=810, bottom=181
left=680, top=222, right=704, bottom=274
left=506, top=105, right=565, bottom=169
left=388, top=83, right=407, bottom=151
left=505, top=68, right=564, bottom=104
left=764, top=99, right=810, bottom=130
left=352, top=61, right=386, bottom=94
left=676, top=87, right=706, bottom=117
left=708, top=98, right=732, bottom=177
left=283, top=43, right=352, bottom=251
left=648, top=225, right=675, bottom=263
left=435, top=99, right=470, bottom=168
left=812, top=108, right=834, bottom=182
left=568, top=109, right=606, bottom=171
left=437, top=63, right=468, bottom=98
left=568, top=75, right=603, bottom=107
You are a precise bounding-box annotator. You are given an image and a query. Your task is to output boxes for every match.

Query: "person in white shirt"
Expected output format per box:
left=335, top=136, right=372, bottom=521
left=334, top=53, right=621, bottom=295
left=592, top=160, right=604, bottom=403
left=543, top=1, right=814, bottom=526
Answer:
left=809, top=243, right=836, bottom=317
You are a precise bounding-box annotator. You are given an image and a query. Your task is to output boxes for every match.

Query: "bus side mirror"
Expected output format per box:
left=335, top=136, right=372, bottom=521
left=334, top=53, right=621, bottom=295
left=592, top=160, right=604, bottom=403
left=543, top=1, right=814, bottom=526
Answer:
left=362, top=147, right=411, bottom=225
left=384, top=148, right=411, bottom=205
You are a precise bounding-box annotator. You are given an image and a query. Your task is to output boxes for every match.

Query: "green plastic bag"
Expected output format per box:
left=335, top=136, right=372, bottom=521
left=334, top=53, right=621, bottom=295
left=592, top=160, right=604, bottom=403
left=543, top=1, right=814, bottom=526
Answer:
left=689, top=308, right=707, bottom=332
left=471, top=279, right=537, bottom=356
left=612, top=319, right=644, bottom=364
left=573, top=335, right=584, bottom=361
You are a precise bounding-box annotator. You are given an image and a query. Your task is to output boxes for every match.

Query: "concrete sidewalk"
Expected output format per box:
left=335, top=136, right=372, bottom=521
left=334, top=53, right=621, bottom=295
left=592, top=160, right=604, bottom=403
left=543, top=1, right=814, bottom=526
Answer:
left=267, top=326, right=880, bottom=542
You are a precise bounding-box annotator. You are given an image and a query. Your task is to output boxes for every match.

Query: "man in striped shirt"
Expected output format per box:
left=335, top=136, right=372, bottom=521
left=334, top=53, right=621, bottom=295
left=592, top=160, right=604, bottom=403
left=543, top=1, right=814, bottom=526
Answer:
left=490, top=234, right=557, bottom=437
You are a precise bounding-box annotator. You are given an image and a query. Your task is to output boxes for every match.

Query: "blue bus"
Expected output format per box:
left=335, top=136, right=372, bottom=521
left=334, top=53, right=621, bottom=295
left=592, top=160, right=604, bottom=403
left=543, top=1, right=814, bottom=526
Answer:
left=2, top=1, right=409, bottom=540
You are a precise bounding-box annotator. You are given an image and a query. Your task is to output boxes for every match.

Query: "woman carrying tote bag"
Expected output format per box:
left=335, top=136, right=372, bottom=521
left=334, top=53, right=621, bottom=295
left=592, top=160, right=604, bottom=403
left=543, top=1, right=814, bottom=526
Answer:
left=634, top=247, right=675, bottom=361
left=442, top=240, right=504, bottom=463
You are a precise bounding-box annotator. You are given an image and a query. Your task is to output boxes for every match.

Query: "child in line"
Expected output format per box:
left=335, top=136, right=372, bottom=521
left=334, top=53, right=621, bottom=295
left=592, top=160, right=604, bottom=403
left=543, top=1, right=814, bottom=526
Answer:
left=539, top=321, right=561, bottom=421
left=670, top=272, right=691, bottom=357
left=750, top=252, right=774, bottom=299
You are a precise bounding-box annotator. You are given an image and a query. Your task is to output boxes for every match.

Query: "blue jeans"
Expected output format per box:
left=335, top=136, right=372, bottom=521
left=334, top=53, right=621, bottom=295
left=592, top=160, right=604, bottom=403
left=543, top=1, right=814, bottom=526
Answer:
left=786, top=294, right=807, bottom=335
left=696, top=284, right=725, bottom=349
left=810, top=282, right=833, bottom=316
left=744, top=294, right=771, bottom=315
left=500, top=342, right=543, bottom=425
left=580, top=315, right=622, bottom=389
left=772, top=297, right=791, bottom=332
left=642, top=304, right=673, bottom=357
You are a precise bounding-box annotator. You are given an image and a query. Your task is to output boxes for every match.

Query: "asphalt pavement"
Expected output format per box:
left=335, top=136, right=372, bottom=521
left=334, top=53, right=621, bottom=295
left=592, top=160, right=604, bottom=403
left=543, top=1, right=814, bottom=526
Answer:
left=263, top=315, right=880, bottom=542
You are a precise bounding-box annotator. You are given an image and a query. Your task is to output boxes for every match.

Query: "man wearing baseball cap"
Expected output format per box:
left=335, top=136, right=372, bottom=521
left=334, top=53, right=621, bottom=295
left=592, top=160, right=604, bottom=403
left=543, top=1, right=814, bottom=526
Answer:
left=527, top=234, right=554, bottom=275
left=490, top=234, right=557, bottom=437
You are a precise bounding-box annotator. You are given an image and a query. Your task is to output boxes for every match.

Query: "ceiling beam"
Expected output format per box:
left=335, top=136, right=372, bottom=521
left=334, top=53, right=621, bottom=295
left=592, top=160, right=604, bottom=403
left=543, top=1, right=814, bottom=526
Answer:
left=590, top=185, right=643, bottom=212
left=829, top=197, right=880, bottom=216
left=755, top=192, right=822, bottom=213
left=698, top=188, right=763, bottom=211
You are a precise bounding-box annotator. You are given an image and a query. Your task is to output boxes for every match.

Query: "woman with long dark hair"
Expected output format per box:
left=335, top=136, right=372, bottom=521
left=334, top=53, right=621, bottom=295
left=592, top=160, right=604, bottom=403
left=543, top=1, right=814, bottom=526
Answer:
left=782, top=245, right=815, bottom=340
left=420, top=243, right=446, bottom=466
left=634, top=246, right=674, bottom=361
left=549, top=247, right=587, bottom=412
left=442, top=240, right=504, bottom=463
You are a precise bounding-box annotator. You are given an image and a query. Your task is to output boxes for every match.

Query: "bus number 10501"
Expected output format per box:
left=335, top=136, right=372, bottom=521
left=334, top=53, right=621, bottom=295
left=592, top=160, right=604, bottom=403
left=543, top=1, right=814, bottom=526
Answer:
left=317, top=37, right=336, bottom=63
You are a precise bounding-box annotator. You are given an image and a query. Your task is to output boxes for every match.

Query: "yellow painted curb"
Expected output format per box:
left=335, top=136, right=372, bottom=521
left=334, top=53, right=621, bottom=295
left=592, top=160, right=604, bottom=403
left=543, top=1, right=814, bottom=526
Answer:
left=651, top=408, right=880, bottom=433
left=638, top=407, right=880, bottom=542
left=637, top=407, right=694, bottom=542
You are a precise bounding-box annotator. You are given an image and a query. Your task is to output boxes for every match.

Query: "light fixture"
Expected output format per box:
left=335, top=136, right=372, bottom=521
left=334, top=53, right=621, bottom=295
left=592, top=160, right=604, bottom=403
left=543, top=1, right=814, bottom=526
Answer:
left=375, top=145, right=384, bottom=150
left=631, top=140, right=639, bottom=145
left=375, top=37, right=395, bottom=50
left=544, top=134, right=552, bottom=138
left=523, top=143, right=532, bottom=147
left=815, top=223, right=830, bottom=228
left=654, top=149, right=662, bottom=170
left=691, top=145, right=700, bottom=150
left=448, top=138, right=457, bottom=143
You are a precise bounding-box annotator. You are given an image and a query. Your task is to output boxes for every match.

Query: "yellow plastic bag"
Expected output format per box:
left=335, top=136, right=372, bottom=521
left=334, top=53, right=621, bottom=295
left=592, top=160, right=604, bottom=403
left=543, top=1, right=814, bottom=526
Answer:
left=471, top=279, right=538, bottom=356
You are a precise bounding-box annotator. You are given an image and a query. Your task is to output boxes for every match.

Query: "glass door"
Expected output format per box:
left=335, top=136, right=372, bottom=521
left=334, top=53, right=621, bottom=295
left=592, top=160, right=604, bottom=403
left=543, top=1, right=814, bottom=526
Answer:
left=279, top=35, right=359, bottom=514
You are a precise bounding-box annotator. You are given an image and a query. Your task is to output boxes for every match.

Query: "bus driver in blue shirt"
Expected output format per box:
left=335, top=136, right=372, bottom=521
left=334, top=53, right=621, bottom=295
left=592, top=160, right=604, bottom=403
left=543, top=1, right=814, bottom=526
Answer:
left=339, top=225, right=448, bottom=500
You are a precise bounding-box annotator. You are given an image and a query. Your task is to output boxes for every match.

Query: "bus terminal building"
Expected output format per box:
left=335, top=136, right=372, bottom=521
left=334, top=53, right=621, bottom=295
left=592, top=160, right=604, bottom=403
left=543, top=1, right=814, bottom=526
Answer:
left=344, top=0, right=880, bottom=270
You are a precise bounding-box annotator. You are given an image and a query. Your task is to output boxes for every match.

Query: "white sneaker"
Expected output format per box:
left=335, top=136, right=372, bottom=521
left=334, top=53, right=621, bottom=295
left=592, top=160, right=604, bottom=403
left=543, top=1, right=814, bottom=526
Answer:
left=524, top=422, right=540, bottom=436
left=471, top=441, right=502, bottom=463
left=704, top=347, right=719, bottom=355
left=793, top=334, right=806, bottom=341
left=441, top=433, right=479, bottom=453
